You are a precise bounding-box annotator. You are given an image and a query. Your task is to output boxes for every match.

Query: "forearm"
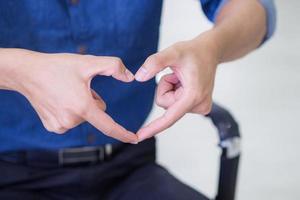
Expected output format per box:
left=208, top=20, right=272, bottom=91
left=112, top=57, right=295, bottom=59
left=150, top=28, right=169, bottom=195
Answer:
left=195, top=0, right=267, bottom=63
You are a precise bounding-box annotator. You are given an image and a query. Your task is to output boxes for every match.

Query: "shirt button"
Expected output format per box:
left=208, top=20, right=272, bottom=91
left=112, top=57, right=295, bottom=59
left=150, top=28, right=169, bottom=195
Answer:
left=70, top=0, right=79, bottom=5
left=77, top=44, right=87, bottom=54
left=87, top=133, right=96, bottom=144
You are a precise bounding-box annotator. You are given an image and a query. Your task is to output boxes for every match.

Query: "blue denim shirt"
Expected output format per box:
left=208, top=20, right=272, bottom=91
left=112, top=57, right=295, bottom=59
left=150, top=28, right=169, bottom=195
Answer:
left=0, top=0, right=276, bottom=152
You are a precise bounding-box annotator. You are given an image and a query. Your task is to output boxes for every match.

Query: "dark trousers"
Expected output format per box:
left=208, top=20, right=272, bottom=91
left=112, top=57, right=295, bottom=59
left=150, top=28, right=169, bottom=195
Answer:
left=0, top=139, right=208, bottom=200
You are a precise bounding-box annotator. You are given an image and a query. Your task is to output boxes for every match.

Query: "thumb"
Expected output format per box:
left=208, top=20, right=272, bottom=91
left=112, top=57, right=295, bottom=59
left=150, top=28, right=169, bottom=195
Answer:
left=135, top=47, right=179, bottom=82
left=86, top=56, right=134, bottom=82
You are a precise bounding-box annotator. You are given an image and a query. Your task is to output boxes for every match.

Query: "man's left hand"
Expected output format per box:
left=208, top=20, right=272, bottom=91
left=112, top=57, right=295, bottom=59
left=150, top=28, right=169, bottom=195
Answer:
left=135, top=31, right=219, bottom=141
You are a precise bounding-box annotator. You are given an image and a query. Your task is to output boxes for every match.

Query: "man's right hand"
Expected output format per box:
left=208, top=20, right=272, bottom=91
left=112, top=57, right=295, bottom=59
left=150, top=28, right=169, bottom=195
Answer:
left=0, top=49, right=138, bottom=144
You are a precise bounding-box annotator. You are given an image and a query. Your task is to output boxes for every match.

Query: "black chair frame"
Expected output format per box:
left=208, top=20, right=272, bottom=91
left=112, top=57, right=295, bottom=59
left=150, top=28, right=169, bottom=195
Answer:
left=206, top=103, right=241, bottom=200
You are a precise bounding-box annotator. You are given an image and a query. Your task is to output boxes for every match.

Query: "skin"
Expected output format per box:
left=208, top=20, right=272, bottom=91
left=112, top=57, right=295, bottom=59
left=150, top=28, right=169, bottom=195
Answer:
left=0, top=0, right=267, bottom=143
left=0, top=50, right=138, bottom=144
left=134, top=0, right=267, bottom=141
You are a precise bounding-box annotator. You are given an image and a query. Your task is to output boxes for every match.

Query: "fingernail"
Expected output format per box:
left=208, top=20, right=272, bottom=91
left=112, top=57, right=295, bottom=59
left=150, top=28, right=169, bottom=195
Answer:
left=125, top=69, right=134, bottom=80
left=135, top=66, right=148, bottom=82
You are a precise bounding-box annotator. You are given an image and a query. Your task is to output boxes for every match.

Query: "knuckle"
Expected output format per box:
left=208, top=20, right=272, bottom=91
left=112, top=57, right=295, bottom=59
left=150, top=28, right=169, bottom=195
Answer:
left=105, top=126, right=114, bottom=137
left=43, top=124, right=54, bottom=133
left=80, top=55, right=97, bottom=67
left=155, top=95, right=163, bottom=107
left=111, top=57, right=123, bottom=69
left=155, top=96, right=168, bottom=109
left=56, top=128, right=67, bottom=134
left=199, top=103, right=212, bottom=115
left=51, top=124, right=66, bottom=134
left=60, top=116, right=75, bottom=130
left=119, top=134, right=130, bottom=143
left=42, top=121, right=58, bottom=133
left=147, top=54, right=163, bottom=66
left=76, top=55, right=98, bottom=78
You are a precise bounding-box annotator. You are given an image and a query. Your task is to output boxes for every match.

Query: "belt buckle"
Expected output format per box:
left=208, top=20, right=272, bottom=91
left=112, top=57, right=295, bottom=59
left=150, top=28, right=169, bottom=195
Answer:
left=105, top=144, right=112, bottom=158
left=58, top=146, right=105, bottom=166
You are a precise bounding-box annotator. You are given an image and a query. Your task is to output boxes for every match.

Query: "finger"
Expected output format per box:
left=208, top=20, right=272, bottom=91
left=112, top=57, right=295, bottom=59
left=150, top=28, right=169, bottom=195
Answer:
left=157, top=74, right=177, bottom=96
left=137, top=95, right=192, bottom=141
left=135, top=47, right=179, bottom=82
left=164, top=73, right=180, bottom=84
left=157, top=73, right=181, bottom=97
left=85, top=56, right=134, bottom=82
left=40, top=109, right=68, bottom=134
left=84, top=99, right=138, bottom=144
left=156, top=73, right=184, bottom=109
left=155, top=74, right=177, bottom=108
left=57, top=111, right=85, bottom=130
left=91, top=89, right=106, bottom=111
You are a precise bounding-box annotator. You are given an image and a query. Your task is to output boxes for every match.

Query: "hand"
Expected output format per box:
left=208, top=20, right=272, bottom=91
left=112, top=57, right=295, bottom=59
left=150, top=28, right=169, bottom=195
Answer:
left=135, top=32, right=219, bottom=141
left=13, top=51, right=138, bottom=143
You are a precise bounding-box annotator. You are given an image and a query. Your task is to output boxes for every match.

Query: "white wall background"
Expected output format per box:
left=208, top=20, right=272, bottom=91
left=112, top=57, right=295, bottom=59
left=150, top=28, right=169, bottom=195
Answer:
left=147, top=0, right=300, bottom=199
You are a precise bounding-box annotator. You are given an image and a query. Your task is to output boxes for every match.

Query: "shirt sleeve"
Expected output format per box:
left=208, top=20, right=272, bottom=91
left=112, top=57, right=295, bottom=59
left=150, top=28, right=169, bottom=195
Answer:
left=200, top=0, right=277, bottom=44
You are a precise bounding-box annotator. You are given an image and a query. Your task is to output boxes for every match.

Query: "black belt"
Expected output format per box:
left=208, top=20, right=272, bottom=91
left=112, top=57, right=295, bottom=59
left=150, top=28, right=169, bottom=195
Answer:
left=0, top=143, right=125, bottom=168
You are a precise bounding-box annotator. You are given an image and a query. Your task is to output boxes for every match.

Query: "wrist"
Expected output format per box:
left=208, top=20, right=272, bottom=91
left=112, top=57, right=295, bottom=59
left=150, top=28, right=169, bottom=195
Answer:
left=190, top=30, right=221, bottom=68
left=0, top=49, right=19, bottom=91
left=203, top=29, right=228, bottom=65
left=0, top=49, right=37, bottom=93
